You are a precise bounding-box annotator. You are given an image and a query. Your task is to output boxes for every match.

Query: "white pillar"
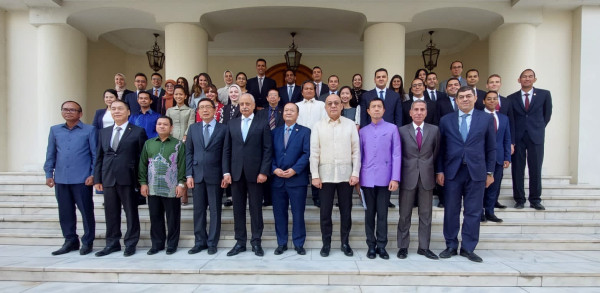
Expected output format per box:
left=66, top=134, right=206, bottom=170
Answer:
left=571, top=6, right=600, bottom=184
left=33, top=24, right=87, bottom=169
left=165, top=23, right=208, bottom=80
left=488, top=23, right=536, bottom=94
left=363, top=23, right=405, bottom=90
left=0, top=10, right=6, bottom=171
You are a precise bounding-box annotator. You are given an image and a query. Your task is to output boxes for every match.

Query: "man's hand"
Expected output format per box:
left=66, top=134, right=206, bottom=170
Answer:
left=94, top=183, right=103, bottom=192
left=46, top=178, right=55, bottom=188
left=436, top=173, right=445, bottom=186
left=503, top=161, right=510, bottom=168
left=282, top=168, right=297, bottom=178
left=224, top=174, right=232, bottom=185
left=84, top=176, right=94, bottom=186
left=511, top=144, right=515, bottom=155
left=312, top=178, right=322, bottom=189
left=187, top=177, right=195, bottom=189
left=257, top=174, right=267, bottom=183
left=140, top=184, right=149, bottom=197
left=485, top=175, right=495, bottom=188
left=349, top=176, right=359, bottom=186
left=388, top=180, right=399, bottom=192
left=175, top=186, right=185, bottom=198
left=274, top=168, right=285, bottom=178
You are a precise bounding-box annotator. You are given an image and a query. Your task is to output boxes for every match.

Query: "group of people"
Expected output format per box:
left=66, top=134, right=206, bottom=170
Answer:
left=43, top=58, right=552, bottom=263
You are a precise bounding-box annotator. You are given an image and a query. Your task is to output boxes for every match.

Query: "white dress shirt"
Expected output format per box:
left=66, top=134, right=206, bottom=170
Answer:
left=296, top=98, right=327, bottom=129
left=521, top=89, right=533, bottom=105
left=111, top=121, right=129, bottom=146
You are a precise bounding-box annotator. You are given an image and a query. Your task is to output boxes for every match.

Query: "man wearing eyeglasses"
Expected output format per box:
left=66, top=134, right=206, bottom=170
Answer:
left=402, top=78, right=438, bottom=126
left=44, top=101, right=97, bottom=256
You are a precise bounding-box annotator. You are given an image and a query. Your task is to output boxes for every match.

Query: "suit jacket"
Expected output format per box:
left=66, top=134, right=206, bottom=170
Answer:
left=315, top=82, right=329, bottom=97
left=493, top=112, right=512, bottom=165
left=424, top=89, right=444, bottom=102
left=508, top=88, right=552, bottom=145
left=93, top=108, right=109, bottom=131
left=94, top=123, right=148, bottom=187
left=475, top=95, right=515, bottom=144
left=435, top=93, right=455, bottom=121
left=123, top=91, right=160, bottom=116
left=271, top=124, right=311, bottom=187
left=401, top=96, right=438, bottom=126
left=255, top=107, right=284, bottom=129
left=221, top=103, right=241, bottom=125
left=438, top=77, right=467, bottom=92
left=399, top=123, right=440, bottom=190
left=360, top=88, right=403, bottom=128
left=185, top=121, right=229, bottom=184
left=278, top=84, right=302, bottom=106
left=436, top=109, right=496, bottom=181
left=247, top=76, right=277, bottom=108
left=317, top=91, right=340, bottom=102
left=147, top=88, right=165, bottom=98
left=224, top=115, right=273, bottom=182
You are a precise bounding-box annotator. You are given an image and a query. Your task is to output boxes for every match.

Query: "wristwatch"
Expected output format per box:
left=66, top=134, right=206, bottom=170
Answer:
left=178, top=183, right=185, bottom=188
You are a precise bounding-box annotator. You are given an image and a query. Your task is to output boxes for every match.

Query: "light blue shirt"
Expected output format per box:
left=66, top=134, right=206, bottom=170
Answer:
left=202, top=119, right=217, bottom=138
left=375, top=87, right=386, bottom=100
left=458, top=108, right=474, bottom=133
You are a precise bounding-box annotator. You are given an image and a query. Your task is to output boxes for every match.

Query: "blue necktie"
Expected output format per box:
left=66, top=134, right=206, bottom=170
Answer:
left=242, top=117, right=250, bottom=141
left=288, top=86, right=293, bottom=99
left=460, top=113, right=470, bottom=142
left=379, top=90, right=384, bottom=100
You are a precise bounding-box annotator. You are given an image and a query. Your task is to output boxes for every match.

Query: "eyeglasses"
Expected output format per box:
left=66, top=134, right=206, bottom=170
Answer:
left=61, top=108, right=81, bottom=113
left=326, top=101, right=341, bottom=106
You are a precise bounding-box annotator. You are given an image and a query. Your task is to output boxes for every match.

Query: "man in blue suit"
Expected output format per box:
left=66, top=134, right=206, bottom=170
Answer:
left=481, top=91, right=511, bottom=223
left=436, top=86, right=496, bottom=263
left=278, top=70, right=302, bottom=106
left=508, top=69, right=552, bottom=210
left=360, top=68, right=403, bottom=128
left=271, top=102, right=311, bottom=255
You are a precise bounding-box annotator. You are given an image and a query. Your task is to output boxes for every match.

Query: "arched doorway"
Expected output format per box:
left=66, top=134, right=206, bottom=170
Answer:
left=266, top=63, right=313, bottom=87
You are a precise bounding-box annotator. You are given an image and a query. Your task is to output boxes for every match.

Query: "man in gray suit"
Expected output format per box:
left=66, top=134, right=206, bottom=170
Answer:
left=186, top=98, right=231, bottom=255
left=397, top=100, right=440, bottom=260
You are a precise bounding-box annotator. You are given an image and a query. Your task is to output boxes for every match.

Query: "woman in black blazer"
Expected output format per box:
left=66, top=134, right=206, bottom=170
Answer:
left=92, top=89, right=118, bottom=135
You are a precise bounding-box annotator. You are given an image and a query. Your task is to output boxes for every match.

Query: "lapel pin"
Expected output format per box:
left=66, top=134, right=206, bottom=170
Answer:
left=295, top=129, right=299, bottom=132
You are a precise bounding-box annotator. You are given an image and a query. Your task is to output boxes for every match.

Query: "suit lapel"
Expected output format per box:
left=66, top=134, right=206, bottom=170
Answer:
left=407, top=124, right=417, bottom=144
left=421, top=123, right=429, bottom=145
left=529, top=88, right=539, bottom=110
left=285, top=126, right=299, bottom=150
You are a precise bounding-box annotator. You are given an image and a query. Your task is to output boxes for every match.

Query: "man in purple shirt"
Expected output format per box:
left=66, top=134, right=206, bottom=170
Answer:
left=359, top=97, right=401, bottom=260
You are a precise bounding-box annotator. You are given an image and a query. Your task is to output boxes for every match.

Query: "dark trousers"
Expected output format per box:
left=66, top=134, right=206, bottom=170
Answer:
left=262, top=176, right=272, bottom=204
left=398, top=178, right=433, bottom=249
left=435, top=184, right=445, bottom=205
left=192, top=181, right=223, bottom=248
left=54, top=183, right=95, bottom=246
left=148, top=195, right=181, bottom=249
left=103, top=185, right=140, bottom=248
left=512, top=132, right=544, bottom=204
left=309, top=173, right=319, bottom=202
left=320, top=182, right=353, bottom=245
left=231, top=172, right=264, bottom=246
left=272, top=183, right=307, bottom=247
left=443, top=165, right=485, bottom=252
left=483, top=163, right=504, bottom=216
left=363, top=186, right=390, bottom=249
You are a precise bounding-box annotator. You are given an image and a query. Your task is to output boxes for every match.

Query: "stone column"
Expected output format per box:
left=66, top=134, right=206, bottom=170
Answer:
left=165, top=23, right=208, bottom=80
left=488, top=23, right=536, bottom=91
left=0, top=11, right=6, bottom=171
left=363, top=23, right=405, bottom=89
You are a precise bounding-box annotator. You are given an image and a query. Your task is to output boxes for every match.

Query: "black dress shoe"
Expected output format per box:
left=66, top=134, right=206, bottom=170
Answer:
left=262, top=201, right=272, bottom=207
left=514, top=202, right=525, bottom=209
left=388, top=201, right=396, bottom=208
left=147, top=247, right=162, bottom=255
left=207, top=247, right=217, bottom=255
left=95, top=246, right=121, bottom=257
left=397, top=248, right=407, bottom=259
left=437, top=202, right=444, bottom=208
left=313, top=199, right=321, bottom=207
left=227, top=244, right=246, bottom=256
left=335, top=202, right=339, bottom=207
left=366, top=247, right=376, bottom=259
left=341, top=243, right=353, bottom=256
left=79, top=244, right=93, bottom=255
left=188, top=245, right=208, bottom=254
left=320, top=245, right=330, bottom=257
left=295, top=246, right=306, bottom=255
left=417, top=248, right=439, bottom=260
left=480, top=213, right=487, bottom=222
left=223, top=198, right=233, bottom=207
left=166, top=247, right=177, bottom=255
left=252, top=245, right=264, bottom=257
left=274, top=245, right=288, bottom=255
left=376, top=247, right=389, bottom=260
left=530, top=202, right=545, bottom=210
left=495, top=201, right=507, bottom=209
left=460, top=248, right=483, bottom=262
left=439, top=247, right=458, bottom=259
left=52, top=242, right=79, bottom=256
left=123, top=246, right=136, bottom=257
left=485, top=214, right=503, bottom=223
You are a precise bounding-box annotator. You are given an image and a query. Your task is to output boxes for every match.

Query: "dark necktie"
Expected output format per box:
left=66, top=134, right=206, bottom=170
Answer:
left=379, top=90, right=384, bottom=100
left=284, top=127, right=291, bottom=148
left=452, top=98, right=458, bottom=112
left=203, top=124, right=211, bottom=147
left=416, top=126, right=422, bottom=151
left=491, top=112, right=497, bottom=132
left=430, top=90, right=436, bottom=101
left=112, top=126, right=122, bottom=150
left=524, top=93, right=530, bottom=111
left=269, top=108, right=276, bottom=130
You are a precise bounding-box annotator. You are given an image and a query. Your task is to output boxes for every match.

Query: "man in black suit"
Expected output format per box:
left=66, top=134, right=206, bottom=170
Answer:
left=94, top=100, right=147, bottom=257
left=360, top=68, right=403, bottom=128
left=149, top=72, right=166, bottom=98
left=278, top=69, right=302, bottom=106
left=318, top=75, right=340, bottom=101
left=123, top=73, right=160, bottom=114
left=224, top=93, right=273, bottom=257
left=186, top=98, right=230, bottom=256
left=509, top=69, right=552, bottom=210
left=246, top=58, right=277, bottom=110
left=312, top=66, right=329, bottom=97
left=465, top=69, right=487, bottom=102
left=402, top=78, right=437, bottom=125
left=425, top=72, right=445, bottom=105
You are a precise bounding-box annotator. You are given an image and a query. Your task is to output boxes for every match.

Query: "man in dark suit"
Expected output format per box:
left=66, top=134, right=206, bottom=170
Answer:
left=224, top=93, right=273, bottom=257
left=312, top=66, right=329, bottom=97
left=436, top=86, right=496, bottom=263
left=360, top=68, right=403, bottom=128
left=397, top=100, right=440, bottom=260
left=278, top=69, right=302, bottom=106
left=149, top=72, right=166, bottom=98
left=94, top=100, right=148, bottom=257
left=123, top=73, right=160, bottom=115
left=402, top=78, right=437, bottom=125
left=246, top=58, right=277, bottom=109
left=509, top=69, right=552, bottom=210
left=318, top=75, right=340, bottom=101
left=186, top=98, right=230, bottom=256
left=481, top=91, right=511, bottom=223
left=486, top=74, right=516, bottom=148
left=424, top=72, right=445, bottom=104
left=271, top=102, right=311, bottom=255
left=439, top=61, right=468, bottom=92
left=465, top=69, right=487, bottom=102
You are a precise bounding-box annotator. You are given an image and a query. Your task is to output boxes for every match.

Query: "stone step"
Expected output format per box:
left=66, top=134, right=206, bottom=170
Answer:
left=0, top=245, right=599, bottom=288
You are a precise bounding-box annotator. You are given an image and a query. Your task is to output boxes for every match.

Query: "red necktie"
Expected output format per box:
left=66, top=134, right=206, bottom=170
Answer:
left=524, top=93, right=530, bottom=111
left=495, top=102, right=500, bottom=111
left=491, top=113, right=497, bottom=132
